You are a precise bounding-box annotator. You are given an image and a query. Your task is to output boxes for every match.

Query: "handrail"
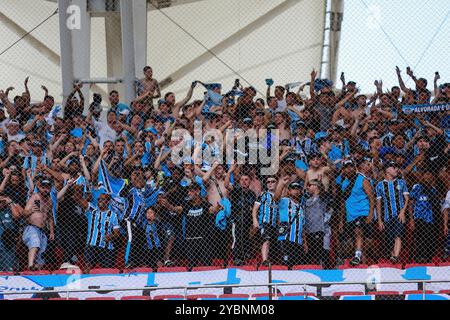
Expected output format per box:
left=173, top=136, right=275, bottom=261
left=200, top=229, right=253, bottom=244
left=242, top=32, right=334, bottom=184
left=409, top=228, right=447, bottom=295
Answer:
left=1, top=279, right=450, bottom=296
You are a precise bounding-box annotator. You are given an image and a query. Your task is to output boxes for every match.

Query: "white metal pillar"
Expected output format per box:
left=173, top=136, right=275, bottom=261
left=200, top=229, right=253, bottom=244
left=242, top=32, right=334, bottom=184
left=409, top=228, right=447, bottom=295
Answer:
left=105, top=13, right=124, bottom=97
left=71, top=0, right=91, bottom=113
left=132, top=0, right=148, bottom=77
left=328, top=0, right=344, bottom=83
left=120, top=0, right=136, bottom=105
left=58, top=0, right=74, bottom=106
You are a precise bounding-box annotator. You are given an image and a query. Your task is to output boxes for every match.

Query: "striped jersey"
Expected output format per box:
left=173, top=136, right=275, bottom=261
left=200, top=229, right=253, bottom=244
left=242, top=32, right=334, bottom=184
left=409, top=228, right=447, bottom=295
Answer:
left=120, top=185, right=162, bottom=226
left=255, top=191, right=277, bottom=226
left=376, top=179, right=409, bottom=222
left=85, top=203, right=120, bottom=250
left=278, top=197, right=305, bottom=244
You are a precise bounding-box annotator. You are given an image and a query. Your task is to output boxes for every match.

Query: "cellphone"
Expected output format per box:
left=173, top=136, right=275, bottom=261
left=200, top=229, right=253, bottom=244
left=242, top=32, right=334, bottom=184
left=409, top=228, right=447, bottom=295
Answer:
left=265, top=79, right=274, bottom=86
left=435, top=72, right=440, bottom=76
left=34, top=200, right=41, bottom=208
left=234, top=79, right=240, bottom=88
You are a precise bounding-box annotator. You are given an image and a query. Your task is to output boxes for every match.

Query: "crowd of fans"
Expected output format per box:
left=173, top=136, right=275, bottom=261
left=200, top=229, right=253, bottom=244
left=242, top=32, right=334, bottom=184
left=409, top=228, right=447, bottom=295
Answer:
left=0, top=65, right=449, bottom=273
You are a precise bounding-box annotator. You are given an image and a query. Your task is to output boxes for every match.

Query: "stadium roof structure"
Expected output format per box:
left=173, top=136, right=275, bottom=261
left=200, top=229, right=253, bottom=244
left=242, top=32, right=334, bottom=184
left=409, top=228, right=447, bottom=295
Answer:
left=0, top=0, right=343, bottom=107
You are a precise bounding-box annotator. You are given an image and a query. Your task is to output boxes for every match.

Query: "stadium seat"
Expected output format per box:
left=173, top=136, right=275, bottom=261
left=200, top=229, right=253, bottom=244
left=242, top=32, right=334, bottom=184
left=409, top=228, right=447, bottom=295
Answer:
left=20, top=270, right=51, bottom=276
left=246, top=259, right=260, bottom=266
left=218, top=294, right=250, bottom=300
left=13, top=298, right=43, bottom=300
left=49, top=298, right=80, bottom=300
left=402, top=290, right=434, bottom=295
left=187, top=294, right=218, bottom=300
left=284, top=292, right=316, bottom=297
left=439, top=290, right=450, bottom=294
left=292, top=265, right=323, bottom=270
left=85, top=297, right=116, bottom=300
left=0, top=272, right=15, bottom=276
left=89, top=268, right=120, bottom=274
left=339, top=295, right=374, bottom=301
left=367, top=291, right=400, bottom=296
left=373, top=263, right=403, bottom=269
left=258, top=265, right=288, bottom=271
left=127, top=267, right=153, bottom=273
left=153, top=295, right=185, bottom=300
left=156, top=266, right=188, bottom=273
left=226, top=265, right=257, bottom=271
left=332, top=291, right=365, bottom=297
left=278, top=295, right=318, bottom=301
left=404, top=263, right=435, bottom=269
left=192, top=266, right=223, bottom=272
left=52, top=269, right=82, bottom=275
left=212, top=259, right=225, bottom=267
left=338, top=264, right=369, bottom=270
left=438, top=262, right=450, bottom=267
left=251, top=293, right=284, bottom=300
left=121, top=296, right=151, bottom=300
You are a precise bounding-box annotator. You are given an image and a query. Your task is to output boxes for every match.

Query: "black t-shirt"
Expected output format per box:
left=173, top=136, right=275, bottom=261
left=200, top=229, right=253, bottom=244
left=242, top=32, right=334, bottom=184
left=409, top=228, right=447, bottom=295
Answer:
left=57, top=192, right=86, bottom=234
left=182, top=200, right=212, bottom=240
left=159, top=182, right=183, bottom=225
left=230, top=185, right=257, bottom=226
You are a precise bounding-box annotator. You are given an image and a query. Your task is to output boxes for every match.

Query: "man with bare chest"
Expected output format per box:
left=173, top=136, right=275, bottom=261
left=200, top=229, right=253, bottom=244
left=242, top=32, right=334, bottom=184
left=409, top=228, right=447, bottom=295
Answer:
left=138, top=66, right=161, bottom=108
left=206, top=164, right=229, bottom=207
left=22, top=178, right=55, bottom=270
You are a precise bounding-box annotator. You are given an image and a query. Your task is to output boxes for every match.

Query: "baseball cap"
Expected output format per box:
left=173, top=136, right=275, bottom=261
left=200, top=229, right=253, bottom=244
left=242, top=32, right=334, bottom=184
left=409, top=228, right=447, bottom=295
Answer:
left=7, top=119, right=20, bottom=126
left=158, top=99, right=168, bottom=106
left=119, top=109, right=130, bottom=116
left=296, top=120, right=307, bottom=128
left=384, top=160, right=398, bottom=170
left=308, top=152, right=323, bottom=161
left=342, top=159, right=354, bottom=167
left=267, top=123, right=276, bottom=130
left=144, top=127, right=158, bottom=135
left=289, top=181, right=304, bottom=190
left=243, top=117, right=253, bottom=124
left=315, top=132, right=329, bottom=141
left=357, top=156, right=372, bottom=166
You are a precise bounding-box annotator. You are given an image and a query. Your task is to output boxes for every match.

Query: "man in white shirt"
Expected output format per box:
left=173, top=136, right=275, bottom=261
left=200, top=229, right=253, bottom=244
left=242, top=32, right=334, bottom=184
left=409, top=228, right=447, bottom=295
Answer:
left=6, top=120, right=25, bottom=142
left=92, top=110, right=119, bottom=148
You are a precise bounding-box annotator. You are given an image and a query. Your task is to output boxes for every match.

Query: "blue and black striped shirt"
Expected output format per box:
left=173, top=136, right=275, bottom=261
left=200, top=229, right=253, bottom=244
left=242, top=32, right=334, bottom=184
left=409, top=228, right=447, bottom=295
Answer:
left=376, top=179, right=409, bottom=222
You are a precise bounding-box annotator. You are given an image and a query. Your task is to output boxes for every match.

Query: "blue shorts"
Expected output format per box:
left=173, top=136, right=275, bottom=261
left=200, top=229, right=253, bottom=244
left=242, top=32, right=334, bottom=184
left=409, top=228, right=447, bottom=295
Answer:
left=22, top=225, right=47, bottom=266
left=386, top=219, right=405, bottom=240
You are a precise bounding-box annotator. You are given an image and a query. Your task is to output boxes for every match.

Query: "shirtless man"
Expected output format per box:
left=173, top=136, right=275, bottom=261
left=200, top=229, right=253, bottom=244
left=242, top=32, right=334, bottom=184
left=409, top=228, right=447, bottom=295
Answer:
left=305, top=153, right=332, bottom=192
left=22, top=177, right=55, bottom=270
left=139, top=66, right=161, bottom=106
left=205, top=163, right=229, bottom=207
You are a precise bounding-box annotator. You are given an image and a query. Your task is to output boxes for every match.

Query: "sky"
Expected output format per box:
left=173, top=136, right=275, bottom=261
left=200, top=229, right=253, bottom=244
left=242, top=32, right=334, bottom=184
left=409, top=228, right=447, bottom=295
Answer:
left=337, top=0, right=450, bottom=94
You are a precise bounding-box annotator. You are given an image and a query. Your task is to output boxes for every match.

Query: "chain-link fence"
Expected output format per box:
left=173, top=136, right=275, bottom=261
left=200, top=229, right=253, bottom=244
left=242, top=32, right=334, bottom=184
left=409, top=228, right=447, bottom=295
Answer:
left=0, top=0, right=450, bottom=301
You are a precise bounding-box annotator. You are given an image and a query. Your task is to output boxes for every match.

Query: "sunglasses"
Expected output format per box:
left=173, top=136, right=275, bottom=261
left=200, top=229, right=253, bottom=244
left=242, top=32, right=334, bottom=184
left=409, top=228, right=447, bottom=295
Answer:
left=266, top=180, right=277, bottom=184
